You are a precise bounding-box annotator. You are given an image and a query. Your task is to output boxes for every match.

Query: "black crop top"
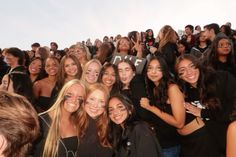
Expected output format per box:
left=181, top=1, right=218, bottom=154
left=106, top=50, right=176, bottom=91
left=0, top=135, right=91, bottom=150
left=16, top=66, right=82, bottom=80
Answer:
left=184, top=85, right=205, bottom=124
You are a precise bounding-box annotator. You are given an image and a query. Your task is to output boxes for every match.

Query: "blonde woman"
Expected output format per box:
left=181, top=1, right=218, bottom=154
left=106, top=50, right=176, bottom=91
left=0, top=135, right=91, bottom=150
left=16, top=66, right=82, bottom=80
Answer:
left=72, top=42, right=91, bottom=69
left=151, top=25, right=178, bottom=75
left=81, top=59, right=102, bottom=86
left=32, top=79, right=87, bottom=157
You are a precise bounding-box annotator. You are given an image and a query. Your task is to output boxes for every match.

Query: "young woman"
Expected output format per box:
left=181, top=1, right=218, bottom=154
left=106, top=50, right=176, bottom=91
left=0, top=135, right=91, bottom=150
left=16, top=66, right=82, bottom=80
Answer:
left=33, top=56, right=59, bottom=112
left=77, top=83, right=113, bottom=157
left=153, top=25, right=178, bottom=76
left=117, top=59, right=150, bottom=122
left=28, top=57, right=45, bottom=84
left=51, top=55, right=83, bottom=100
left=81, top=59, right=102, bottom=86
left=202, top=35, right=236, bottom=77
left=176, top=54, right=236, bottom=156
left=107, top=93, right=163, bottom=157
left=72, top=42, right=91, bottom=69
left=140, top=56, right=185, bottom=157
left=33, top=79, right=87, bottom=157
left=98, top=63, right=120, bottom=96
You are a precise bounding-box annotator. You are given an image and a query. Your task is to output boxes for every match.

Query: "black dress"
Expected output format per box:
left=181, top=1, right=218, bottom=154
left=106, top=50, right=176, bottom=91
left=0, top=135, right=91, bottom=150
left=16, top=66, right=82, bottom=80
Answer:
left=32, top=113, right=78, bottom=157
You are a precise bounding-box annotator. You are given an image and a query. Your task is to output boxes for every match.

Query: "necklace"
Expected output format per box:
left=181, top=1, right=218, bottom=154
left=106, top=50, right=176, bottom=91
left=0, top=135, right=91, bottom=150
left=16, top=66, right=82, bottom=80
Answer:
left=59, top=137, right=78, bottom=157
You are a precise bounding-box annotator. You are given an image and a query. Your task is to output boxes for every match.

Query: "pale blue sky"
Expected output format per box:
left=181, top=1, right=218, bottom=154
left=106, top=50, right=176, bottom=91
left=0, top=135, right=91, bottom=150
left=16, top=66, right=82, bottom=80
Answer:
left=1, top=0, right=235, bottom=50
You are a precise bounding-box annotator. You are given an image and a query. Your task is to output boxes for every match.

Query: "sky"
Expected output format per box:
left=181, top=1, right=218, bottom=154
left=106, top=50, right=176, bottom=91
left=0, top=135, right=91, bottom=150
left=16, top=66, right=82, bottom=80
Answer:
left=0, top=0, right=235, bottom=50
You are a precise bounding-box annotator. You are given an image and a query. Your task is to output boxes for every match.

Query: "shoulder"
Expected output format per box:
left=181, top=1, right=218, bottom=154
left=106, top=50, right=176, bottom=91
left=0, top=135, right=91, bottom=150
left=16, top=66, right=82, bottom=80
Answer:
left=168, top=83, right=181, bottom=92
left=228, top=121, right=236, bottom=132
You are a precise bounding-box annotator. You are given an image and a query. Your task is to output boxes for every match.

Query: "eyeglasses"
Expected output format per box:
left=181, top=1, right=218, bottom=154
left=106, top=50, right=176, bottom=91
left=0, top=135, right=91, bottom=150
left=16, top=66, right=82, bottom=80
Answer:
left=64, top=95, right=84, bottom=105
left=178, top=63, right=197, bottom=76
left=85, top=97, right=106, bottom=109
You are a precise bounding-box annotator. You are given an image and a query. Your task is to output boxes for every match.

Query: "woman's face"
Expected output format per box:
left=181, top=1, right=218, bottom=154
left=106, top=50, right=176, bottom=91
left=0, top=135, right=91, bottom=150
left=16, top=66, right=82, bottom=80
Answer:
left=74, top=46, right=86, bottom=60
left=28, top=59, right=42, bottom=75
left=102, top=67, right=116, bottom=89
left=1, top=74, right=14, bottom=93
left=147, top=59, right=163, bottom=86
left=177, top=43, right=186, bottom=54
left=63, top=83, right=85, bottom=113
left=177, top=59, right=200, bottom=87
left=64, top=58, right=78, bottom=77
left=45, top=58, right=59, bottom=76
left=217, top=38, right=231, bottom=56
left=108, top=97, right=128, bottom=125
left=118, top=62, right=135, bottom=87
left=0, top=74, right=9, bottom=90
left=85, top=89, right=106, bottom=119
left=85, top=62, right=100, bottom=84
left=118, top=38, right=130, bottom=53
left=5, top=53, right=19, bottom=67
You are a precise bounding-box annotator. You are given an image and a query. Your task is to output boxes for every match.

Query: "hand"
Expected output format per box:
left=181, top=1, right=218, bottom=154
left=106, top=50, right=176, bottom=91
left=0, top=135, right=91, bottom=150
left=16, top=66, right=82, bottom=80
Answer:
left=184, top=102, right=201, bottom=117
left=131, top=39, right=142, bottom=53
left=149, top=46, right=157, bottom=54
left=140, top=98, right=152, bottom=111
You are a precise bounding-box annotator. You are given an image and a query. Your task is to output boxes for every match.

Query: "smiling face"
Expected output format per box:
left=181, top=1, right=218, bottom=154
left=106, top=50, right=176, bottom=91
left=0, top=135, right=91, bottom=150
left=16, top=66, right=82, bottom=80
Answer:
left=147, top=59, right=163, bottom=86
left=45, top=58, right=59, bottom=76
left=108, top=97, right=128, bottom=125
left=177, top=59, right=200, bottom=87
left=63, top=83, right=85, bottom=113
left=85, top=62, right=101, bottom=84
left=118, top=38, right=131, bottom=53
left=102, top=66, right=116, bottom=89
left=64, top=58, right=78, bottom=77
left=28, top=59, right=42, bottom=75
left=84, top=89, right=106, bottom=119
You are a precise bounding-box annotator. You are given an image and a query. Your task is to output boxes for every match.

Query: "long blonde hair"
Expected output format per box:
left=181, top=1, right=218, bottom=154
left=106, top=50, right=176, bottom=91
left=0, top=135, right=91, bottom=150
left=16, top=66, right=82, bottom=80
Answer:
left=158, top=25, right=177, bottom=52
left=77, top=83, right=111, bottom=147
left=41, top=79, right=87, bottom=157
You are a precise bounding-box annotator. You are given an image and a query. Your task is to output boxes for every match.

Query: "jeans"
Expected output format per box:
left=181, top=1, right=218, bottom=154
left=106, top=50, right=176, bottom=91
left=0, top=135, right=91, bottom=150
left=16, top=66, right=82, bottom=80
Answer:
left=162, top=145, right=181, bottom=157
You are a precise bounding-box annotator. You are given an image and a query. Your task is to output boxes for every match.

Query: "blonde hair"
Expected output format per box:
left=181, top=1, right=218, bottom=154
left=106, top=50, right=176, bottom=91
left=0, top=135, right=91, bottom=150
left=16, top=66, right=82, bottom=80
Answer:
left=41, top=79, right=87, bottom=157
left=81, top=59, right=102, bottom=85
left=77, top=83, right=111, bottom=147
left=75, top=42, right=91, bottom=60
left=158, top=25, right=177, bottom=52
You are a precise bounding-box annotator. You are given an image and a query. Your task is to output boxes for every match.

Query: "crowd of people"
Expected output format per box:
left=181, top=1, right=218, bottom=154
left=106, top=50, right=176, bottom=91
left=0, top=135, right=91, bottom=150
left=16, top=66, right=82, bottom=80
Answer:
left=0, top=22, right=236, bottom=157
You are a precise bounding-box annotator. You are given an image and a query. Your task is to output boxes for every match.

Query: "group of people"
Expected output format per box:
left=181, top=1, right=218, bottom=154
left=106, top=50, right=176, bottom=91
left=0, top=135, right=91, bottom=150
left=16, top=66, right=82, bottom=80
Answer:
left=0, top=22, right=236, bottom=157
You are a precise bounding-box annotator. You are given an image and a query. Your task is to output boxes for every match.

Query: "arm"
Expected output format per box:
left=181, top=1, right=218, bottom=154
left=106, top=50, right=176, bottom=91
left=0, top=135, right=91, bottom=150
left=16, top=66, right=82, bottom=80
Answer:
left=140, top=84, right=185, bottom=129
left=226, top=121, right=236, bottom=157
